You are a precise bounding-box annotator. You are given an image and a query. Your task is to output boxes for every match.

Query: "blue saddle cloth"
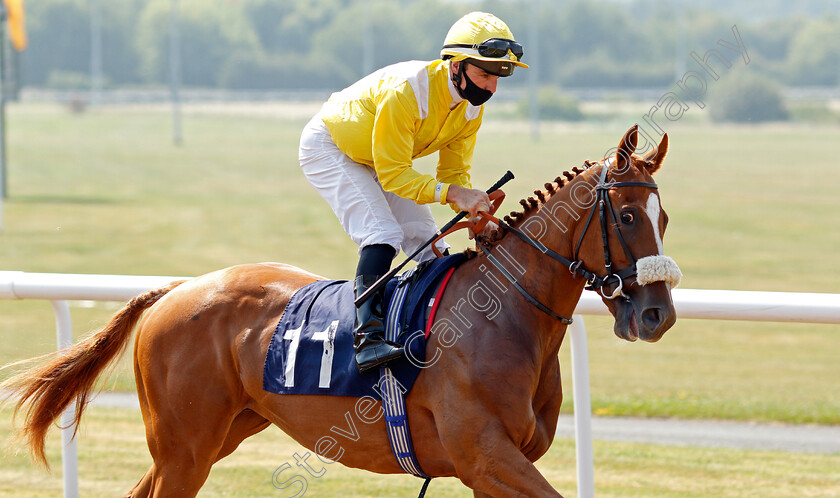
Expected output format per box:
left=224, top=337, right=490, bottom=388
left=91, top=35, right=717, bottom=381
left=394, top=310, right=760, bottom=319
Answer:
left=263, top=254, right=463, bottom=398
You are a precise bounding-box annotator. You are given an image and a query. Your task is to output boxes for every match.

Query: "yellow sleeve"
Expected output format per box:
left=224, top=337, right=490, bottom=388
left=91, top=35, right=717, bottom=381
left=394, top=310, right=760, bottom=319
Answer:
left=437, top=132, right=477, bottom=212
left=371, top=86, right=438, bottom=204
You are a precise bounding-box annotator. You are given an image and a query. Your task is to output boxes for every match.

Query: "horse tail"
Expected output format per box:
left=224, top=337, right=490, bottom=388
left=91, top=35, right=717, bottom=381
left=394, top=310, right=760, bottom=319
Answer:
left=0, top=279, right=186, bottom=469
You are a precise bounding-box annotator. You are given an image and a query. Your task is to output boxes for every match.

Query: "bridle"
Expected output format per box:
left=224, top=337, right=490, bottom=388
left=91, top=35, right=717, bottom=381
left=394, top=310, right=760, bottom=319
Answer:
left=478, top=163, right=659, bottom=324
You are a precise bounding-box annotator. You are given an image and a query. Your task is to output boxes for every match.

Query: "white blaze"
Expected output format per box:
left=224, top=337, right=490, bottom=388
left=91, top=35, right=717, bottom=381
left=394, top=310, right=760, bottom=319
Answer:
left=645, top=193, right=664, bottom=255
left=637, top=193, right=682, bottom=288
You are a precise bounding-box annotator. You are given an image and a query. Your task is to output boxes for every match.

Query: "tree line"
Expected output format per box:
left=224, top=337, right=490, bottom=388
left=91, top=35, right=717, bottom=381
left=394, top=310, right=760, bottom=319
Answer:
left=16, top=0, right=840, bottom=92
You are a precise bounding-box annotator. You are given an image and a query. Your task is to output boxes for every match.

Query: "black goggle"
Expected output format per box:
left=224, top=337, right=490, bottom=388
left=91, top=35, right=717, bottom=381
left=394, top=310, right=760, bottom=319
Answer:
left=443, top=38, right=524, bottom=60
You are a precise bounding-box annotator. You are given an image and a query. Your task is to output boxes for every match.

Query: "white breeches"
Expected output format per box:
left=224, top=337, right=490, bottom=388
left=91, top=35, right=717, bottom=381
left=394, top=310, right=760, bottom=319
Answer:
left=299, top=114, right=448, bottom=262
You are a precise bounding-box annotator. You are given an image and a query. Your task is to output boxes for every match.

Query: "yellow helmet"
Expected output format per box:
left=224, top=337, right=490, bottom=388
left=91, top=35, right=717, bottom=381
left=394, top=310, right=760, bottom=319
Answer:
left=440, top=11, right=529, bottom=77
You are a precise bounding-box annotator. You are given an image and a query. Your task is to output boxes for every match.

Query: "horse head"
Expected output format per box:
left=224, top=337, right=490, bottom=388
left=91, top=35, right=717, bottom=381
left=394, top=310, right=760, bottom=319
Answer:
left=570, top=125, right=679, bottom=342
left=494, top=125, right=679, bottom=343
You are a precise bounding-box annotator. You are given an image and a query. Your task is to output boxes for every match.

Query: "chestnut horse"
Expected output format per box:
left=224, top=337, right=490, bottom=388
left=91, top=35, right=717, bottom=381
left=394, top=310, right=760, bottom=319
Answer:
left=2, top=125, right=677, bottom=497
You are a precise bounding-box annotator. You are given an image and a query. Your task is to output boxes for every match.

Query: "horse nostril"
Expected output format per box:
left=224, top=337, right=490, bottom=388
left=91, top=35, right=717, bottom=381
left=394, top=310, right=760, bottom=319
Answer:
left=641, top=307, right=662, bottom=330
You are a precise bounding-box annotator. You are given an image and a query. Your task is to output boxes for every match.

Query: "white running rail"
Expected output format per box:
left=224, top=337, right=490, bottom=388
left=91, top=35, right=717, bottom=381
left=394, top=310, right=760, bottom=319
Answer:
left=2, top=270, right=839, bottom=498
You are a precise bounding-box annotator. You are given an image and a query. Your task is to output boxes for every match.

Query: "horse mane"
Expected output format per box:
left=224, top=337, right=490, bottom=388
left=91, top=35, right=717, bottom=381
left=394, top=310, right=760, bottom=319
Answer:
left=506, top=162, right=598, bottom=227
left=458, top=160, right=599, bottom=259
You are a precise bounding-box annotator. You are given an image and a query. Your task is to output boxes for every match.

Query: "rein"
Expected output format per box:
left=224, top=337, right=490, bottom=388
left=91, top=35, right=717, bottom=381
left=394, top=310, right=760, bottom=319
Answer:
left=478, top=164, right=659, bottom=324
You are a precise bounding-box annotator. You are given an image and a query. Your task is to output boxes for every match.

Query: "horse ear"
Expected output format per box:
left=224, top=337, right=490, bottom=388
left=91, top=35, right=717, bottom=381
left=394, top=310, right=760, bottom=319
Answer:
left=614, top=125, right=638, bottom=174
left=642, top=133, right=668, bottom=174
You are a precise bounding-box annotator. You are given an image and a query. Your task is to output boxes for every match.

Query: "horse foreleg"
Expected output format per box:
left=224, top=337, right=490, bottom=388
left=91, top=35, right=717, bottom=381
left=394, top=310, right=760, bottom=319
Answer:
left=441, top=429, right=563, bottom=497
left=125, top=465, right=155, bottom=498
left=460, top=445, right=563, bottom=498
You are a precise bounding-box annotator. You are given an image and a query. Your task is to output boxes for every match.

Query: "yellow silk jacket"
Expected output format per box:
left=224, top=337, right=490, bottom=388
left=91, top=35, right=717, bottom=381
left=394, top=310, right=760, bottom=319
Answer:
left=321, top=59, right=483, bottom=207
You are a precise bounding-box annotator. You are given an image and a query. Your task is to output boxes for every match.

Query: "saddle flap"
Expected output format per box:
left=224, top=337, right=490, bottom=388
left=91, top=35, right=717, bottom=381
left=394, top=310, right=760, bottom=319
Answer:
left=262, top=254, right=464, bottom=398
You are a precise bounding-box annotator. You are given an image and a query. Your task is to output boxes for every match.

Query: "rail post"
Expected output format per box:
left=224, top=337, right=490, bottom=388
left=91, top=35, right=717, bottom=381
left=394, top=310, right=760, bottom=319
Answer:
left=569, top=315, right=595, bottom=498
left=51, top=300, right=79, bottom=498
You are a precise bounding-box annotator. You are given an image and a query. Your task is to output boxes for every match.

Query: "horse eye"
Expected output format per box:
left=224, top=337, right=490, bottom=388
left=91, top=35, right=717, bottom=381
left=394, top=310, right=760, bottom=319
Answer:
left=620, top=212, right=634, bottom=224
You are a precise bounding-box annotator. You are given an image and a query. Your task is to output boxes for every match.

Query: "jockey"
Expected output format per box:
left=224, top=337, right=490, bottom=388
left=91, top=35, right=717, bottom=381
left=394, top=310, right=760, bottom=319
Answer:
left=299, top=11, right=527, bottom=373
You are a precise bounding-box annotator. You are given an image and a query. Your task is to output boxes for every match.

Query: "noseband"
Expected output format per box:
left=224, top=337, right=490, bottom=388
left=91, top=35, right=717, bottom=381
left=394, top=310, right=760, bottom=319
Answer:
left=478, top=164, right=659, bottom=324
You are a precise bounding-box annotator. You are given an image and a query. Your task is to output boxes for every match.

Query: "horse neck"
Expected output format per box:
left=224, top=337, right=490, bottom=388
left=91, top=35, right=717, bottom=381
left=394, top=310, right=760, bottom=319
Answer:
left=450, top=176, right=593, bottom=360
left=525, top=168, right=603, bottom=261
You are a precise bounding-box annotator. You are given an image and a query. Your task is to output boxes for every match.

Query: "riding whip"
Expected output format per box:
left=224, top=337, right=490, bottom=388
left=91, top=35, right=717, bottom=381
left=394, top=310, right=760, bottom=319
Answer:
left=355, top=170, right=514, bottom=307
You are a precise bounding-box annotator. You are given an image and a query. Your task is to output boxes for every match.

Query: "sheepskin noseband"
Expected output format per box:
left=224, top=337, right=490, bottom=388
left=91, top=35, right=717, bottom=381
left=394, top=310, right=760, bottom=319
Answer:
left=635, top=255, right=682, bottom=288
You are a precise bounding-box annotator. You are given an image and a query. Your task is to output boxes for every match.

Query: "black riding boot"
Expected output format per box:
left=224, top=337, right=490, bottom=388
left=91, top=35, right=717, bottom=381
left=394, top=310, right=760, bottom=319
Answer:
left=353, top=274, right=404, bottom=373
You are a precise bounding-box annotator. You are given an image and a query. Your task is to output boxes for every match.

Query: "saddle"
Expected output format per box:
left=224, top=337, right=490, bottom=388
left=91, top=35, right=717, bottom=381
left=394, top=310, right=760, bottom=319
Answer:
left=262, top=254, right=464, bottom=398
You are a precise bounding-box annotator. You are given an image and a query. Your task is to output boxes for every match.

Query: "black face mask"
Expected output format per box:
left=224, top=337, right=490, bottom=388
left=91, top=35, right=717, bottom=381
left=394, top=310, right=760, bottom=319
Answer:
left=454, top=62, right=493, bottom=106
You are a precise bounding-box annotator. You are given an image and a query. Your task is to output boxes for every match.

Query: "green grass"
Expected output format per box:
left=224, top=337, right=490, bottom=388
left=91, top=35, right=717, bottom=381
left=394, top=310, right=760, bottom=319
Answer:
left=0, top=103, right=838, bottom=428
left=563, top=317, right=840, bottom=424
left=1, top=406, right=838, bottom=497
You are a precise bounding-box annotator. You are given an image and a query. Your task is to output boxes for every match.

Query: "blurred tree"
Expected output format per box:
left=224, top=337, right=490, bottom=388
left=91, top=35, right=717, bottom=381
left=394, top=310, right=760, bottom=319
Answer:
left=557, top=51, right=673, bottom=88
left=241, top=0, right=291, bottom=54
left=307, top=0, right=459, bottom=86
left=741, top=18, right=802, bottom=63
left=12, top=0, right=840, bottom=91
left=226, top=0, right=355, bottom=89
left=269, top=0, right=345, bottom=56
left=45, top=69, right=90, bottom=90
left=135, top=0, right=259, bottom=86
left=499, top=0, right=674, bottom=87
left=400, top=0, right=463, bottom=61
left=21, top=0, right=143, bottom=87
left=98, top=0, right=145, bottom=85
left=738, top=18, right=804, bottom=85
left=21, top=0, right=89, bottom=87
left=517, top=87, right=584, bottom=121
left=555, top=1, right=649, bottom=62
left=709, top=71, right=788, bottom=123
left=786, top=15, right=840, bottom=86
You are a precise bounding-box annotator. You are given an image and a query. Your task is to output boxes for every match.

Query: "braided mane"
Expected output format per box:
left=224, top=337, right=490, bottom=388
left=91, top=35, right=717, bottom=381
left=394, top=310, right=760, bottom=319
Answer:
left=504, top=161, right=597, bottom=228
left=475, top=160, right=599, bottom=249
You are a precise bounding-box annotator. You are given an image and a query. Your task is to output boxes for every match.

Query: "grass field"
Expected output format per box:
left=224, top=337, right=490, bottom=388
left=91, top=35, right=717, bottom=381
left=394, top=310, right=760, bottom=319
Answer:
left=1, top=407, right=838, bottom=497
left=0, top=102, right=838, bottom=493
